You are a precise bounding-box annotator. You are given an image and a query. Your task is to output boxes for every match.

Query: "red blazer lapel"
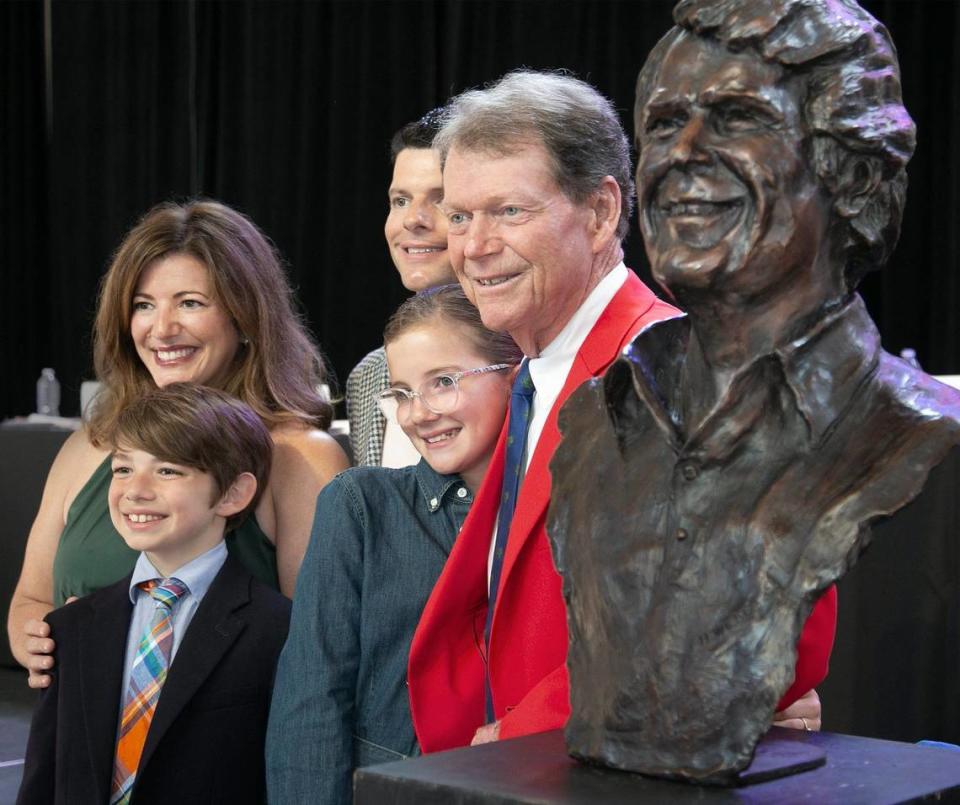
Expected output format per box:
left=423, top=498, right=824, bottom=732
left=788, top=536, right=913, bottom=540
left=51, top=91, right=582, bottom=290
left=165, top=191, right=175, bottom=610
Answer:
left=409, top=271, right=678, bottom=751
left=495, top=272, right=665, bottom=600
left=407, top=421, right=507, bottom=750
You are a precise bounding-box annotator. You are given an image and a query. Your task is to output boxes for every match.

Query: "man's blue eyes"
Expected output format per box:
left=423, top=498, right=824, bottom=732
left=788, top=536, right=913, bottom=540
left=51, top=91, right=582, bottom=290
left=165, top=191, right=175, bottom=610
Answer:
left=449, top=208, right=522, bottom=224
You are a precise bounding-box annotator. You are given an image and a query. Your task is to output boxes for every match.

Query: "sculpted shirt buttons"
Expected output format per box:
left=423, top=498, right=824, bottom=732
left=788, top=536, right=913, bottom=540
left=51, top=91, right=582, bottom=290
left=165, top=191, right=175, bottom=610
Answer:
left=429, top=497, right=439, bottom=510
left=456, top=487, right=468, bottom=498
left=676, top=528, right=689, bottom=541
left=682, top=463, right=699, bottom=481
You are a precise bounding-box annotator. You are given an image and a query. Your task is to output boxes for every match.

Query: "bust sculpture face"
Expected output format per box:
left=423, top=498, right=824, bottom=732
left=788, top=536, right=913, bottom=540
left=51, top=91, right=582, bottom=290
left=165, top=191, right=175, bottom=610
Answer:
left=636, top=32, right=833, bottom=306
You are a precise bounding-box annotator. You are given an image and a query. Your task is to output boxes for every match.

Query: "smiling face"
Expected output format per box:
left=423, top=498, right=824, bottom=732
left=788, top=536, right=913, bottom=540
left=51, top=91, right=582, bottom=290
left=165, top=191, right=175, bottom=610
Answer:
left=108, top=447, right=239, bottom=576
left=384, top=147, right=454, bottom=291
left=442, top=141, right=605, bottom=357
left=130, top=253, right=241, bottom=388
left=384, top=319, right=512, bottom=492
left=636, top=33, right=833, bottom=304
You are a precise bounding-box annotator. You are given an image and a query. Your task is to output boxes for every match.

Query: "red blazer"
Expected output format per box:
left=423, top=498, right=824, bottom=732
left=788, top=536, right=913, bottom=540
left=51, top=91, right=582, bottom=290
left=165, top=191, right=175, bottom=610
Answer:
left=407, top=272, right=837, bottom=752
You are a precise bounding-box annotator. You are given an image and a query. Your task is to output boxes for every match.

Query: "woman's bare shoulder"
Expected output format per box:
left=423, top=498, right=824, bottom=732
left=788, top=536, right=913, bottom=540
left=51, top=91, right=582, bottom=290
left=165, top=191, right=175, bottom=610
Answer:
left=50, top=428, right=111, bottom=516
left=269, top=422, right=349, bottom=480
left=271, top=421, right=344, bottom=452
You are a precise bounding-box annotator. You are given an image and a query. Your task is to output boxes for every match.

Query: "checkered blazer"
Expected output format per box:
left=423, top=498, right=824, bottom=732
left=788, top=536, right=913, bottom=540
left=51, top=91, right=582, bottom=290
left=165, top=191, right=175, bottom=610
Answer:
left=345, top=346, right=390, bottom=467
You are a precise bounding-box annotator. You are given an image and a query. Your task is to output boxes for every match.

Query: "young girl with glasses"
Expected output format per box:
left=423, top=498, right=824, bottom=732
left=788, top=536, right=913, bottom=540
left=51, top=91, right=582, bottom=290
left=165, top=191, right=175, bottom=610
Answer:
left=266, top=285, right=522, bottom=803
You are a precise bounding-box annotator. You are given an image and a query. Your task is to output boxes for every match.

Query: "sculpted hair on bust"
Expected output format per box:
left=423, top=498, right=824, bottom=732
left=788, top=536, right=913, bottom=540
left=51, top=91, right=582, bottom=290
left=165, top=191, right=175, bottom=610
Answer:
left=88, top=199, right=333, bottom=446
left=109, top=383, right=273, bottom=530
left=383, top=284, right=523, bottom=368
left=389, top=107, right=446, bottom=162
left=434, top=69, right=635, bottom=240
left=635, top=0, right=916, bottom=288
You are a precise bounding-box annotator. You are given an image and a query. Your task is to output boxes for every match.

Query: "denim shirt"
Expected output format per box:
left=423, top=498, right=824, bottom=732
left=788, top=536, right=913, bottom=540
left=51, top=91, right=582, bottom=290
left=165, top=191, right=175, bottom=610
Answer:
left=266, top=459, right=473, bottom=804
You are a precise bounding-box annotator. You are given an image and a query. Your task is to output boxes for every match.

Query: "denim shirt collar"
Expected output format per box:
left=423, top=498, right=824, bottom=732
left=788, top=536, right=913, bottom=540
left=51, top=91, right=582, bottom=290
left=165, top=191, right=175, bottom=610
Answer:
left=413, top=458, right=473, bottom=513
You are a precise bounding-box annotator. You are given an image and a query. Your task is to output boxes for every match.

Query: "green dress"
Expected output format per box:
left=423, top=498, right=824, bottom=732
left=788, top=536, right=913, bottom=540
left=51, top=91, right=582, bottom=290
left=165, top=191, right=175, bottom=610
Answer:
left=51, top=457, right=279, bottom=606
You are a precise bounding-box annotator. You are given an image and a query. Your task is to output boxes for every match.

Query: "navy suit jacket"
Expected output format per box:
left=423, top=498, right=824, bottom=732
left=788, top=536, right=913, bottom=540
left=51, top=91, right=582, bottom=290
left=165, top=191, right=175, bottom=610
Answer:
left=17, top=554, right=290, bottom=805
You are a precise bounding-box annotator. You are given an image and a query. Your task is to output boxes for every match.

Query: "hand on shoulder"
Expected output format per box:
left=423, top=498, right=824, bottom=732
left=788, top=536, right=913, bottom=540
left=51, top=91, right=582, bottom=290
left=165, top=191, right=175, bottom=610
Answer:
left=9, top=428, right=106, bottom=681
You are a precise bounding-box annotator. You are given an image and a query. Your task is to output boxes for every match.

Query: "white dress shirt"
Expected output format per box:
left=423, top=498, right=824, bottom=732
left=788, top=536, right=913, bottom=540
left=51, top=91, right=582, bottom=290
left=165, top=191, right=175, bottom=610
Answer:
left=380, top=413, right=423, bottom=468
left=487, top=263, right=629, bottom=584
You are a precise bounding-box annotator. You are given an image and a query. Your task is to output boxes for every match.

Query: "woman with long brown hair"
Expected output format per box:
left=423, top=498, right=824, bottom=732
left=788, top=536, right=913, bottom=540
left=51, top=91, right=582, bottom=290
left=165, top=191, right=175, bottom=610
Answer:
left=8, top=199, right=349, bottom=685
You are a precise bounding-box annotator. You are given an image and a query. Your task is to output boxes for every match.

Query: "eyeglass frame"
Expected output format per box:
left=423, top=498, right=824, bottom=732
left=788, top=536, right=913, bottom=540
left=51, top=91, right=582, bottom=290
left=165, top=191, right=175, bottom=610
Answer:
left=377, top=363, right=514, bottom=418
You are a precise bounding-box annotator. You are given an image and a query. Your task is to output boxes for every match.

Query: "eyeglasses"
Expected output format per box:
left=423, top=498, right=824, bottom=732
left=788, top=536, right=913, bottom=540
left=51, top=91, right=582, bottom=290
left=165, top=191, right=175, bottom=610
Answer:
left=377, top=363, right=513, bottom=418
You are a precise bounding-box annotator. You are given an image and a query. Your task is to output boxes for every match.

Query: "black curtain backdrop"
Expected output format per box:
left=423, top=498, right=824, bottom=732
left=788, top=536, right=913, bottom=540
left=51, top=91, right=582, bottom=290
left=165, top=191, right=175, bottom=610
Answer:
left=7, top=0, right=957, bottom=422
left=2, top=0, right=959, bottom=743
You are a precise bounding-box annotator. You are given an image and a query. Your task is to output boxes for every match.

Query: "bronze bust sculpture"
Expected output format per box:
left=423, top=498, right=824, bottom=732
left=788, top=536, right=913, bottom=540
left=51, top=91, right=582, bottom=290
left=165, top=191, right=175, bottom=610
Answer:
left=548, top=0, right=960, bottom=784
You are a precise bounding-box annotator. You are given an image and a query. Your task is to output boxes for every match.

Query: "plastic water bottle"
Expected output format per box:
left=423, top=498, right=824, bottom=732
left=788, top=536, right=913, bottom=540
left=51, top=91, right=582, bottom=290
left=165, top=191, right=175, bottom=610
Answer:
left=36, top=368, right=61, bottom=416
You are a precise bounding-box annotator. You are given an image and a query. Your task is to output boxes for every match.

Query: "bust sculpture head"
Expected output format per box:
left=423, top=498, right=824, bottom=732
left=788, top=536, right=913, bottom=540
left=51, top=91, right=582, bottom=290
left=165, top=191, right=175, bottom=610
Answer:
left=547, top=0, right=960, bottom=786
left=636, top=0, right=915, bottom=313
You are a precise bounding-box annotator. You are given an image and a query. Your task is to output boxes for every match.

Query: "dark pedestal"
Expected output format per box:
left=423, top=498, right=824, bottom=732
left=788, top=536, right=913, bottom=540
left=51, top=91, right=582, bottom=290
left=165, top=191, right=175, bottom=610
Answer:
left=354, top=728, right=960, bottom=804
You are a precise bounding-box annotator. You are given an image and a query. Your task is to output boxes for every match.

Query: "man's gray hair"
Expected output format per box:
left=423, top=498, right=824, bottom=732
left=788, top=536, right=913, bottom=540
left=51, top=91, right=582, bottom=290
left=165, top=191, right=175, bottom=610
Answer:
left=435, top=70, right=634, bottom=240
left=636, top=0, right=916, bottom=288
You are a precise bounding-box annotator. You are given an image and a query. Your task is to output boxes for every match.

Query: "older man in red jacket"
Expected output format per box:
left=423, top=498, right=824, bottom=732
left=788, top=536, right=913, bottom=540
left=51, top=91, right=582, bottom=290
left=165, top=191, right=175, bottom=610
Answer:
left=407, top=69, right=835, bottom=752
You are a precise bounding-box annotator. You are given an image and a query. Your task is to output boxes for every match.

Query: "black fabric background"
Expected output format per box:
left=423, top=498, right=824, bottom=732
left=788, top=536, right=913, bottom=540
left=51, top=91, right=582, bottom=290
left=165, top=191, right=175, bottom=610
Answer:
left=5, top=0, right=957, bottom=419
left=820, top=448, right=960, bottom=744
left=2, top=0, right=959, bottom=744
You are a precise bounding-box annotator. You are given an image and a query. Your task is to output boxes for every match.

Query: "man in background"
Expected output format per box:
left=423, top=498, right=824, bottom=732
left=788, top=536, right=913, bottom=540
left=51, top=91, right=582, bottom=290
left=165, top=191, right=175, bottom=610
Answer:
left=346, top=109, right=454, bottom=467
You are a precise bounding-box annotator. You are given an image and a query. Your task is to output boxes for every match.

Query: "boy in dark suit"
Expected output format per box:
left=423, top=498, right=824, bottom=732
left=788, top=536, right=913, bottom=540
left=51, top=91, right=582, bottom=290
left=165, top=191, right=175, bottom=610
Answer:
left=17, top=383, right=291, bottom=805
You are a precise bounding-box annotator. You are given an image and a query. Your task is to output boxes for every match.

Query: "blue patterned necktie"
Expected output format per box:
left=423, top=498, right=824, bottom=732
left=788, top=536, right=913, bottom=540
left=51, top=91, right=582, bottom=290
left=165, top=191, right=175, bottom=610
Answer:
left=484, top=360, right=535, bottom=721
left=111, top=577, right=189, bottom=805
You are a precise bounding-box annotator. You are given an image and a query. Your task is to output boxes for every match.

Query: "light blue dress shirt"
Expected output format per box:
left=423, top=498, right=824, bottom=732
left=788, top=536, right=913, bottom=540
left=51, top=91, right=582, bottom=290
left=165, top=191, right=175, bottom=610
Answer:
left=119, top=541, right=228, bottom=702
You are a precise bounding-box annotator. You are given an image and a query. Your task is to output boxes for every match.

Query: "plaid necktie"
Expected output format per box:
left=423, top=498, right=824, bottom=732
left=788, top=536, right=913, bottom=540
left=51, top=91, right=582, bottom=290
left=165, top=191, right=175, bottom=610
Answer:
left=111, top=577, right=189, bottom=805
left=484, top=360, right=535, bottom=721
